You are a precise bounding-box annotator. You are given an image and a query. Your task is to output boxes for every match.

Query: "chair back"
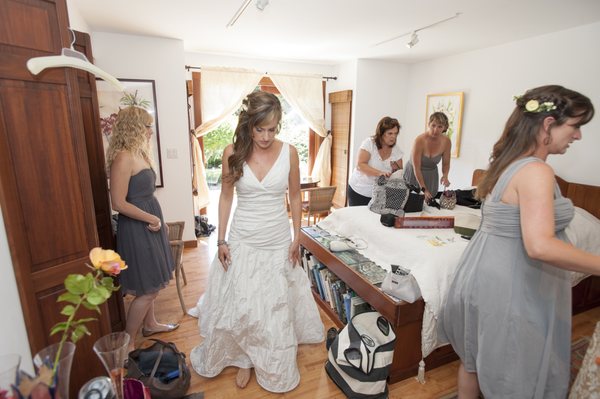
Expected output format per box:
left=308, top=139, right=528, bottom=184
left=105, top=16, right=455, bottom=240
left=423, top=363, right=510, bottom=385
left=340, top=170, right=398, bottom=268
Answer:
left=304, top=186, right=337, bottom=213
left=166, top=221, right=185, bottom=241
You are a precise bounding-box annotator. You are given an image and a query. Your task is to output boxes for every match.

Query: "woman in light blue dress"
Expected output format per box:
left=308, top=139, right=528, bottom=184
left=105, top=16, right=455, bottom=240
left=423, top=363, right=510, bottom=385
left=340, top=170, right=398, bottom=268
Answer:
left=442, top=85, right=600, bottom=398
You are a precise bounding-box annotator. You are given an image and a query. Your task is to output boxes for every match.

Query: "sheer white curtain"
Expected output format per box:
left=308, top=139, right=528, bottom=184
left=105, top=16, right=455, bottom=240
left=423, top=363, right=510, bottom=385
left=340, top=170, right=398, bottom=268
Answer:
left=269, top=73, right=331, bottom=186
left=192, top=67, right=263, bottom=209
left=194, top=67, right=263, bottom=137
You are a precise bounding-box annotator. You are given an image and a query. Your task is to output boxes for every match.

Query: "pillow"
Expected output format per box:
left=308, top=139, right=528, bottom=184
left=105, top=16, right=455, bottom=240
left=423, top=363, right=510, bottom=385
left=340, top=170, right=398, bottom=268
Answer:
left=566, top=207, right=600, bottom=285
left=566, top=207, right=600, bottom=255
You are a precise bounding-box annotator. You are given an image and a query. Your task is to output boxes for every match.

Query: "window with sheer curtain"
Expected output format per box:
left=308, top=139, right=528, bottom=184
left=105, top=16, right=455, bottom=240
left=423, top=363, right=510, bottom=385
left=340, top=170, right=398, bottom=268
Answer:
left=190, top=67, right=331, bottom=211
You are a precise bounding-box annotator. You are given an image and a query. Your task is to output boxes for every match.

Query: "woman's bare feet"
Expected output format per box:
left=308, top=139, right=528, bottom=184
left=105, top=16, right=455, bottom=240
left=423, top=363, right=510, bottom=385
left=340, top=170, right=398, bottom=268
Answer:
left=236, top=368, right=251, bottom=389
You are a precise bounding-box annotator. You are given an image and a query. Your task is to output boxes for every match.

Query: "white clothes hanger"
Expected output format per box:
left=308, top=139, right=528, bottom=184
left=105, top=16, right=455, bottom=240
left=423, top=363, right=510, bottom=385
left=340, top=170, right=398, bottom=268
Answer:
left=26, top=29, right=124, bottom=92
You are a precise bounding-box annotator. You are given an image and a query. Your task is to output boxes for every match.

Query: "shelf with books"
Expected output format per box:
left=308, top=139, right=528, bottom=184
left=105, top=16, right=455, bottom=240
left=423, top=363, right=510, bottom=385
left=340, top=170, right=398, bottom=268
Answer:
left=299, top=226, right=457, bottom=383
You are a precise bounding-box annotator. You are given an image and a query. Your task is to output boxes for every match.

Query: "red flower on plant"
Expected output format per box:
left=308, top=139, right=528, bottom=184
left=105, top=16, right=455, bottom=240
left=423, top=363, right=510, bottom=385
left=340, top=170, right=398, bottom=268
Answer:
left=100, top=113, right=118, bottom=138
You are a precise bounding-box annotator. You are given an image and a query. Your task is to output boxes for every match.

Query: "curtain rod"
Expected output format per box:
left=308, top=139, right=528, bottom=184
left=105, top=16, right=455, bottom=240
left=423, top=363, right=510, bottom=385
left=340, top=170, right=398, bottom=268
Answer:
left=184, top=65, right=337, bottom=81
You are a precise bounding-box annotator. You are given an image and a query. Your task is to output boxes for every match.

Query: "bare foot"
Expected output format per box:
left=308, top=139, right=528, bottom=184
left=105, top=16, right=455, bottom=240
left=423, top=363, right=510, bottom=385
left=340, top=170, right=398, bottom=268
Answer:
left=236, top=368, right=251, bottom=389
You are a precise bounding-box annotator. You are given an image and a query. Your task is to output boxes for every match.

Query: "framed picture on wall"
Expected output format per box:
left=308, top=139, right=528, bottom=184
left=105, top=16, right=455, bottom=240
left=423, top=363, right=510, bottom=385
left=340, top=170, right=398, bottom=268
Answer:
left=425, top=92, right=464, bottom=158
left=96, top=78, right=164, bottom=187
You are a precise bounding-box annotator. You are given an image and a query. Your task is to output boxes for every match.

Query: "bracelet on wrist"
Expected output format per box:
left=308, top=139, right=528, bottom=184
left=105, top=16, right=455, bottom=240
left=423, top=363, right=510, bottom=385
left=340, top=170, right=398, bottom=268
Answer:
left=217, top=239, right=228, bottom=247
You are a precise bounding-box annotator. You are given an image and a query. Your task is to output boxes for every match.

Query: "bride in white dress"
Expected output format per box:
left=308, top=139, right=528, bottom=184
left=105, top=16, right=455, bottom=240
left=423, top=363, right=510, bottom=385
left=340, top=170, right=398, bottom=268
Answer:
left=189, top=91, right=324, bottom=393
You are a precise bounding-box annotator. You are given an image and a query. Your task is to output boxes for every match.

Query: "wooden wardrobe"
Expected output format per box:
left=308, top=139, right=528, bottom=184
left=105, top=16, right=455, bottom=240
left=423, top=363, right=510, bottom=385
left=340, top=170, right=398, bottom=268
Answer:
left=0, top=0, right=124, bottom=395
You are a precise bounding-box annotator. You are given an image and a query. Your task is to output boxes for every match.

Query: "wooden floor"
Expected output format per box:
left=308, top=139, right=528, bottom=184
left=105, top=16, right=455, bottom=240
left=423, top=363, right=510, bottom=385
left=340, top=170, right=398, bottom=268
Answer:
left=132, top=234, right=600, bottom=398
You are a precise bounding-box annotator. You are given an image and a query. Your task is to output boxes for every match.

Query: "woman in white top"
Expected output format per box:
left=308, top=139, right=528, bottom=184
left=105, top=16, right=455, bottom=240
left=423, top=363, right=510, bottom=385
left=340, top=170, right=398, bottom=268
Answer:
left=347, top=116, right=403, bottom=206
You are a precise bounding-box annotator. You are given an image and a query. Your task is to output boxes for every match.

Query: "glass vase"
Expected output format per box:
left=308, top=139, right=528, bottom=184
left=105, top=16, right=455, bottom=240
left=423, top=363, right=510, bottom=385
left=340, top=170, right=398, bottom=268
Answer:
left=0, top=353, right=21, bottom=399
left=92, top=332, right=130, bottom=399
left=33, top=341, right=76, bottom=399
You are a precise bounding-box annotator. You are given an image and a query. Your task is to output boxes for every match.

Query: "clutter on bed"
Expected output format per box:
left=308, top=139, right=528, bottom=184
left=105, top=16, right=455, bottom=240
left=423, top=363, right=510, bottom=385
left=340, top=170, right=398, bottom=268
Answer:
left=368, top=175, right=409, bottom=216
left=381, top=265, right=421, bottom=303
left=439, top=189, right=457, bottom=210
left=395, top=215, right=455, bottom=229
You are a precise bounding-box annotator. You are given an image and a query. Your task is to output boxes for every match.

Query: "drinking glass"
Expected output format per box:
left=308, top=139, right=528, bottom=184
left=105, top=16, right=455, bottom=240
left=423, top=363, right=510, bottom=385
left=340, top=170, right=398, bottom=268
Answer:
left=92, top=332, right=130, bottom=399
left=0, top=353, right=20, bottom=399
left=33, top=342, right=76, bottom=399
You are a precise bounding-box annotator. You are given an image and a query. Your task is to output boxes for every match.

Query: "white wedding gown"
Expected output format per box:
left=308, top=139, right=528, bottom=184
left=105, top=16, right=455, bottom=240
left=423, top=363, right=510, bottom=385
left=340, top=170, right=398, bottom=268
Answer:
left=189, top=143, right=324, bottom=393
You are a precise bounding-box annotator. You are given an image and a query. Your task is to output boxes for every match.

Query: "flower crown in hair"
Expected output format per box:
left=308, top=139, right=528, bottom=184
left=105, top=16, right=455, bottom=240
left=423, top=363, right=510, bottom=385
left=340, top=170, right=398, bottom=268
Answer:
left=513, top=95, right=557, bottom=113
left=240, top=97, right=249, bottom=113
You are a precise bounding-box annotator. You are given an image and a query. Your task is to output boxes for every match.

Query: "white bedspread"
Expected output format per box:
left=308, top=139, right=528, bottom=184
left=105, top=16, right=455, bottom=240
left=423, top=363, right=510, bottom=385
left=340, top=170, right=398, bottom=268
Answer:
left=317, top=205, right=596, bottom=359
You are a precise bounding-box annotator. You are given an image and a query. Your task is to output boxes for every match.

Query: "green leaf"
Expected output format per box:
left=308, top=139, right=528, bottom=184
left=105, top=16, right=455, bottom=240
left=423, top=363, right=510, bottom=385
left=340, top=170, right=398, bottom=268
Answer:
left=60, top=305, right=75, bottom=316
left=72, top=317, right=97, bottom=325
left=50, top=322, right=68, bottom=336
left=82, top=301, right=101, bottom=313
left=86, top=286, right=110, bottom=305
left=64, top=274, right=93, bottom=295
left=57, top=292, right=80, bottom=305
left=101, top=277, right=115, bottom=290
left=71, top=324, right=90, bottom=343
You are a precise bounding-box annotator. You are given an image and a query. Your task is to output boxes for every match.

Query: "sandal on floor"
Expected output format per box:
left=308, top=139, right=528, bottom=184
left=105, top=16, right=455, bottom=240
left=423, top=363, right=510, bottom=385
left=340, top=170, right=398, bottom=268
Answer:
left=141, top=323, right=180, bottom=337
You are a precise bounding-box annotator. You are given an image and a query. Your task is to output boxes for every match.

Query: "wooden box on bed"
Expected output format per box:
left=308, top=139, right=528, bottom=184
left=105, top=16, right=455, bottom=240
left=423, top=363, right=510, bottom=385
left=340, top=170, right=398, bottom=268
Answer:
left=301, top=173, right=600, bottom=383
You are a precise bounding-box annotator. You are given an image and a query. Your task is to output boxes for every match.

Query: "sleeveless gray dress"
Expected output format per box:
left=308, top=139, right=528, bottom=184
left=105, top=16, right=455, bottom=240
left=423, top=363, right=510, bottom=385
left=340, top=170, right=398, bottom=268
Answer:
left=442, top=157, right=574, bottom=399
left=116, top=168, right=174, bottom=296
left=403, top=153, right=443, bottom=194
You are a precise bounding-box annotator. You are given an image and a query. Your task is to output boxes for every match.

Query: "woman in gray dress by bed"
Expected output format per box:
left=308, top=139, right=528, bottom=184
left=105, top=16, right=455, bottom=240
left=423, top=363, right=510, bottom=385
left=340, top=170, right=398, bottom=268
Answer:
left=106, top=106, right=177, bottom=353
left=442, top=85, right=600, bottom=399
left=403, top=111, right=452, bottom=203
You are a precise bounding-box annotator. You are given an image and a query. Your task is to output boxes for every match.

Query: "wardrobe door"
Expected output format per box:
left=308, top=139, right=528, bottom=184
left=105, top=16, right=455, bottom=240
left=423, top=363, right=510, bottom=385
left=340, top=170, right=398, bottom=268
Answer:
left=73, top=30, right=126, bottom=331
left=0, top=0, right=111, bottom=395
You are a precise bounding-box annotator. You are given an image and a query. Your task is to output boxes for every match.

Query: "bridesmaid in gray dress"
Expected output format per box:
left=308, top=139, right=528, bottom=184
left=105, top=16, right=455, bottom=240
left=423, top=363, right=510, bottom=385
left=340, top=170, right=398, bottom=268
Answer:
left=442, top=85, right=600, bottom=399
left=107, top=106, right=178, bottom=353
left=403, top=112, right=452, bottom=203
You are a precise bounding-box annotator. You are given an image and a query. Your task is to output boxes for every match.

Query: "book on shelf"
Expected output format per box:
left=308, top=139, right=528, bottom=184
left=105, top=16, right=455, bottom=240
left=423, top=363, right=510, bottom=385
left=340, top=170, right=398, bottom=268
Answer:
left=343, top=292, right=352, bottom=324
left=350, top=295, right=372, bottom=318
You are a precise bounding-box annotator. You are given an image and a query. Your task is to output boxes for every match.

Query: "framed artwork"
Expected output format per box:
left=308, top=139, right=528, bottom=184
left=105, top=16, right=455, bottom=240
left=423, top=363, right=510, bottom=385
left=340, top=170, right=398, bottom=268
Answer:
left=425, top=92, right=464, bottom=158
left=96, top=78, right=164, bottom=187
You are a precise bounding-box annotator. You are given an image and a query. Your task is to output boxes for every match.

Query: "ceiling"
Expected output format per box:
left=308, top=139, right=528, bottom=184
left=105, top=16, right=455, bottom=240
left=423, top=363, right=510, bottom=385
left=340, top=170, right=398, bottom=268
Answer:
left=72, top=0, right=600, bottom=65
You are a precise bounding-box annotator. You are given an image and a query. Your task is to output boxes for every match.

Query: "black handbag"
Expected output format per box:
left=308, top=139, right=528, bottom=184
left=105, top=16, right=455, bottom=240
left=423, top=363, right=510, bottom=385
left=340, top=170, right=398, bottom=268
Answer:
left=404, top=184, right=425, bottom=212
left=127, top=339, right=191, bottom=399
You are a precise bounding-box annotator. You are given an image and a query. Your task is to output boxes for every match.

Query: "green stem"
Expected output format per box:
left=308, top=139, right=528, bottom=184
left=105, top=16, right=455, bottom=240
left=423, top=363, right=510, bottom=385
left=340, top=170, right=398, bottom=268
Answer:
left=51, top=270, right=101, bottom=376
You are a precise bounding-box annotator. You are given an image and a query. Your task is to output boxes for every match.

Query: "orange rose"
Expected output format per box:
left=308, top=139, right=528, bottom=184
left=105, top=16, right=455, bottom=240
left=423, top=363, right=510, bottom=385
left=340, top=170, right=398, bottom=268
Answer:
left=89, top=247, right=127, bottom=275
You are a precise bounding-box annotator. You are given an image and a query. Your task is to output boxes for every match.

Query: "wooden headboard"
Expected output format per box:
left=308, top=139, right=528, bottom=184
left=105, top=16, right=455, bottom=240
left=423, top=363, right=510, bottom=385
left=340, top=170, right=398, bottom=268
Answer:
left=471, top=169, right=600, bottom=219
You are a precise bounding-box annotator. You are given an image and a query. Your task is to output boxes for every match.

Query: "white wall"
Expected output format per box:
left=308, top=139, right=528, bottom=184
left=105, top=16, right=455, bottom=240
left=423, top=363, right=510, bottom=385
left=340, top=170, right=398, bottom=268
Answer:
left=91, top=32, right=196, bottom=241
left=0, top=208, right=33, bottom=373
left=400, top=22, right=600, bottom=188
left=350, top=59, right=410, bottom=168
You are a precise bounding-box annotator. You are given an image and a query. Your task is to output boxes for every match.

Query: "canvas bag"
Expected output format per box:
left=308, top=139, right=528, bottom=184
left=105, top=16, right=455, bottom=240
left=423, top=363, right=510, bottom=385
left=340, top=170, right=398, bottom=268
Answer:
left=127, top=339, right=191, bottom=399
left=368, top=176, right=409, bottom=216
left=325, top=311, right=396, bottom=399
left=381, top=265, right=421, bottom=303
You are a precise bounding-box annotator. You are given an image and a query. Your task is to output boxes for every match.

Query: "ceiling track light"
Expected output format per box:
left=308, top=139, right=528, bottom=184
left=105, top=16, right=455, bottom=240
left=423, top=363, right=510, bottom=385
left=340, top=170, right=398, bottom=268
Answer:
left=226, top=0, right=269, bottom=27
left=406, top=31, right=419, bottom=48
left=374, top=12, right=461, bottom=48
left=256, top=0, right=269, bottom=11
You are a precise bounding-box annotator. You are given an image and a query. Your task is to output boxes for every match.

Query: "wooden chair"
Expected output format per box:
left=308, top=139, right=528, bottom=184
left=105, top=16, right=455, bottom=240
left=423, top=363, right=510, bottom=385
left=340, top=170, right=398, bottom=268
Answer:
left=166, top=221, right=187, bottom=314
left=301, top=186, right=337, bottom=225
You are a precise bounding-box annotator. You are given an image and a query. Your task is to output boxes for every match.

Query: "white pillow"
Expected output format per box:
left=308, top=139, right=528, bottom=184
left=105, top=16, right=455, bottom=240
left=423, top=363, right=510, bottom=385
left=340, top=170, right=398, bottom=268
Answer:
left=566, top=207, right=600, bottom=255
left=565, top=207, right=600, bottom=285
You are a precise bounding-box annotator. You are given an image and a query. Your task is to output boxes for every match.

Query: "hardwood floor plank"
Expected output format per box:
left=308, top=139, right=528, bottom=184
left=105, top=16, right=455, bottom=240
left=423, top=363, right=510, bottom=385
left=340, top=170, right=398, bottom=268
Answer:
left=125, top=235, right=600, bottom=398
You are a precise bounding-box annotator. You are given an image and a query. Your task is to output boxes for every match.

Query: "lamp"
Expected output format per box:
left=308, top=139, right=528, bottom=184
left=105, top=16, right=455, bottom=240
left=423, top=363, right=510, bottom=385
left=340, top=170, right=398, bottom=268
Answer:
left=256, top=0, right=269, bottom=11
left=406, top=32, right=419, bottom=49
left=373, top=12, right=461, bottom=48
